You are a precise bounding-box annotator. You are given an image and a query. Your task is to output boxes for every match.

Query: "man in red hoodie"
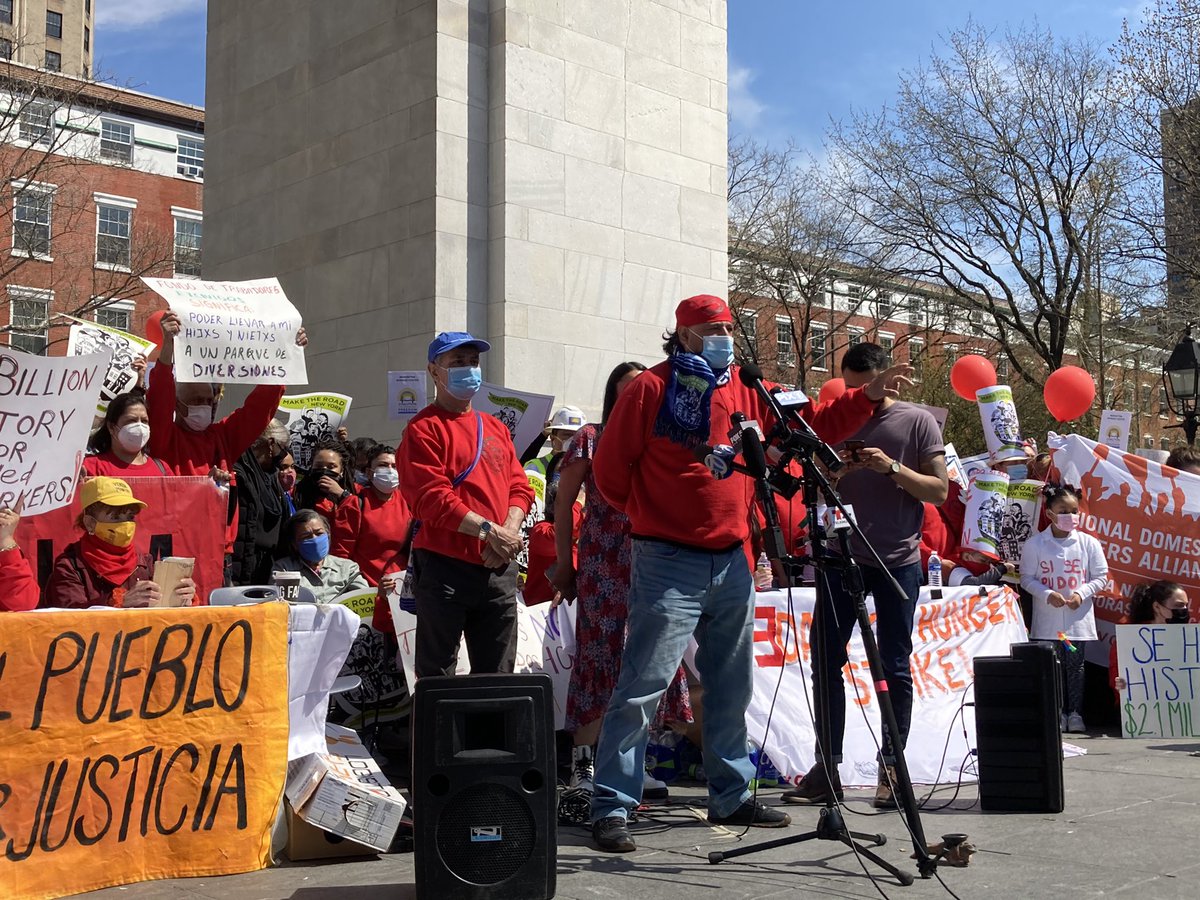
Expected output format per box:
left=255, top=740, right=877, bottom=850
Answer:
left=587, top=295, right=912, bottom=853
left=396, top=332, right=535, bottom=678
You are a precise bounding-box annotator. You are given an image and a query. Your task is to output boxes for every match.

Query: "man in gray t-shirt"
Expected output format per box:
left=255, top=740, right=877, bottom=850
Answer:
left=783, top=342, right=948, bottom=810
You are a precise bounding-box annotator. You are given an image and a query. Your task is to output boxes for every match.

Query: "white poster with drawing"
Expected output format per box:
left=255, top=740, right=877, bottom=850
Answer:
left=65, top=315, right=156, bottom=414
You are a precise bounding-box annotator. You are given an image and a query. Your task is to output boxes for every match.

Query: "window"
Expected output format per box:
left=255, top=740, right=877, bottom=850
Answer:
left=946, top=343, right=960, bottom=364
left=96, top=304, right=131, bottom=333
left=9, top=290, right=50, bottom=355
left=810, top=324, right=829, bottom=370
left=13, top=185, right=53, bottom=257
left=735, top=310, right=757, bottom=358
left=1162, top=437, right=1172, bottom=451
left=1141, top=384, right=1152, bottom=409
left=997, top=354, right=1009, bottom=379
left=879, top=332, right=895, bottom=365
left=776, top=317, right=795, bottom=366
left=1123, top=384, right=1134, bottom=409
left=0, top=0, right=11, bottom=25
left=177, top=137, right=204, bottom=178
left=100, top=120, right=133, bottom=162
left=0, top=39, right=11, bottom=60
left=84, top=27, right=90, bottom=52
left=86, top=0, right=91, bottom=15
left=173, top=213, right=202, bottom=277
left=44, top=51, right=61, bottom=72
left=847, top=327, right=865, bottom=347
left=909, top=337, right=925, bottom=365
left=46, top=10, right=62, bottom=39
left=95, top=197, right=135, bottom=269
left=1103, top=378, right=1114, bottom=405
left=19, top=101, right=55, bottom=145
left=875, top=291, right=893, bottom=320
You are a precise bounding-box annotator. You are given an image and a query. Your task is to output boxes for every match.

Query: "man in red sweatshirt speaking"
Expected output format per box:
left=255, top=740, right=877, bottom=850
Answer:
left=396, top=332, right=535, bottom=678
left=588, top=294, right=912, bottom=853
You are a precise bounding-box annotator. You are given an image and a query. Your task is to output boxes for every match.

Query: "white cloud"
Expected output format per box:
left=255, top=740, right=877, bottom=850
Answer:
left=729, top=63, right=767, bottom=130
left=95, top=0, right=205, bottom=31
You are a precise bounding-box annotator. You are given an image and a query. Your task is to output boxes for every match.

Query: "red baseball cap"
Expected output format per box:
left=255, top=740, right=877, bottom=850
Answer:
left=675, top=294, right=733, bottom=330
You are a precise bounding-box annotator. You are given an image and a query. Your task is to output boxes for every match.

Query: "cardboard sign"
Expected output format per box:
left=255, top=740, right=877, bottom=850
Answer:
left=277, top=392, right=353, bottom=471
left=0, top=604, right=291, bottom=899
left=65, top=316, right=156, bottom=414
left=1099, top=409, right=1133, bottom=451
left=333, top=588, right=377, bottom=621
left=474, top=382, right=555, bottom=452
left=0, top=347, right=110, bottom=515
left=1115, top=624, right=1200, bottom=738
left=387, top=371, right=426, bottom=421
left=142, top=277, right=307, bottom=385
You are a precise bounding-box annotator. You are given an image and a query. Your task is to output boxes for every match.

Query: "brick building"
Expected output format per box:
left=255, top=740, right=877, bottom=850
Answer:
left=0, top=61, right=204, bottom=354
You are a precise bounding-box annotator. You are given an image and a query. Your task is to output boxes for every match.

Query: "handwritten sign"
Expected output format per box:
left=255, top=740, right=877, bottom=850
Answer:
left=0, top=348, right=110, bottom=515
left=142, top=277, right=307, bottom=385
left=277, top=392, right=353, bottom=470
left=0, top=604, right=290, bottom=899
left=65, top=316, right=156, bottom=414
left=1115, top=624, right=1200, bottom=738
left=387, top=371, right=425, bottom=421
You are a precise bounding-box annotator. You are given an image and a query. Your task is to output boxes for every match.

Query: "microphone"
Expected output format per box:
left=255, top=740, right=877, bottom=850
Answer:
left=741, top=423, right=769, bottom=479
left=738, top=362, right=845, bottom=474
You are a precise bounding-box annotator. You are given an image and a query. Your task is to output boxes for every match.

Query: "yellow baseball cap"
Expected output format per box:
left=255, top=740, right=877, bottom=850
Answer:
left=79, top=476, right=147, bottom=510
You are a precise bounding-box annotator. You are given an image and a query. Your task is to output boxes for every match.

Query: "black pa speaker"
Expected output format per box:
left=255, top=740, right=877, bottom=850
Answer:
left=974, top=641, right=1065, bottom=813
left=413, top=673, right=557, bottom=900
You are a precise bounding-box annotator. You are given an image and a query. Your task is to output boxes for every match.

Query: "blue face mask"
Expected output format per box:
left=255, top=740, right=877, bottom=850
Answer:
left=298, top=533, right=330, bottom=563
left=444, top=365, right=482, bottom=400
left=1007, top=465, right=1028, bottom=481
left=699, top=334, right=735, bottom=371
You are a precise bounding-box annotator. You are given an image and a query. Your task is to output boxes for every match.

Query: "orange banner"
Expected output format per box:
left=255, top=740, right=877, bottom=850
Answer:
left=0, top=603, right=289, bottom=899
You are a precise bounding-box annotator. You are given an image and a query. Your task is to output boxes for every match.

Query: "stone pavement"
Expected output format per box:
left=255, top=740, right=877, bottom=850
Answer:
left=80, top=729, right=1200, bottom=900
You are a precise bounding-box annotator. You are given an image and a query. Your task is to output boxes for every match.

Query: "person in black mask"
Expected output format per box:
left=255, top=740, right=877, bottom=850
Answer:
left=294, top=437, right=362, bottom=558
left=1111, top=580, right=1191, bottom=699
left=231, top=420, right=292, bottom=585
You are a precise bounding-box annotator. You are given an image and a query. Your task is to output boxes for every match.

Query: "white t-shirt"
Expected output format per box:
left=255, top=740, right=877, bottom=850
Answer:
left=1019, top=528, right=1108, bottom=641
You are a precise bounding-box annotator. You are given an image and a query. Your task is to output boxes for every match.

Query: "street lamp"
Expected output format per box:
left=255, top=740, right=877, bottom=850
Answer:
left=1162, top=324, right=1200, bottom=446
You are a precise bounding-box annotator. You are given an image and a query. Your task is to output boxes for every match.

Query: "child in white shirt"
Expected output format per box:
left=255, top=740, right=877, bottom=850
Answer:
left=1019, top=483, right=1109, bottom=734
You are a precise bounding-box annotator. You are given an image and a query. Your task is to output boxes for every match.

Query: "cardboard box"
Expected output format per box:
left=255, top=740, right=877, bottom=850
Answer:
left=285, top=803, right=379, bottom=861
left=285, top=723, right=407, bottom=856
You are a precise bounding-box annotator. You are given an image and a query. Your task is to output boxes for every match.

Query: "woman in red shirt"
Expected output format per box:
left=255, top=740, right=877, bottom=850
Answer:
left=295, top=439, right=363, bottom=558
left=352, top=444, right=413, bottom=634
left=83, top=393, right=174, bottom=477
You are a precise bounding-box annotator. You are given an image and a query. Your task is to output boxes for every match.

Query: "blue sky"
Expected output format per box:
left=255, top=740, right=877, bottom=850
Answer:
left=96, top=0, right=1146, bottom=141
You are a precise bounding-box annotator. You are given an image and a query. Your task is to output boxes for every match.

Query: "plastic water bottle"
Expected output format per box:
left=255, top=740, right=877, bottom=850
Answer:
left=754, top=552, right=773, bottom=591
left=928, top=551, right=943, bottom=600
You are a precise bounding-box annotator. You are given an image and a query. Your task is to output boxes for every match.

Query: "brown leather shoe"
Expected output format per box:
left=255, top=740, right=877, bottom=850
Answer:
left=781, top=762, right=844, bottom=805
left=873, top=765, right=899, bottom=809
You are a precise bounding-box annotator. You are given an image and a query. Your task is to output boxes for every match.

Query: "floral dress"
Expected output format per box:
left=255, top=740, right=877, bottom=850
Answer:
left=562, top=423, right=692, bottom=732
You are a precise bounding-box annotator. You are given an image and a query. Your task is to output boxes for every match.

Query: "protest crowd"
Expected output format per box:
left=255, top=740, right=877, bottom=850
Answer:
left=2, top=282, right=1197, bottom=893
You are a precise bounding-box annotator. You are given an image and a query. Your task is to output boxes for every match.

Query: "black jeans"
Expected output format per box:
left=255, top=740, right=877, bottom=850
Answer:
left=411, top=548, right=518, bottom=678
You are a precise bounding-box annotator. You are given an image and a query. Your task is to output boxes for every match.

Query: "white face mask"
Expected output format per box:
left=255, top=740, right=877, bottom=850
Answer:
left=372, top=467, right=400, bottom=493
left=116, top=421, right=150, bottom=454
left=183, top=405, right=214, bottom=432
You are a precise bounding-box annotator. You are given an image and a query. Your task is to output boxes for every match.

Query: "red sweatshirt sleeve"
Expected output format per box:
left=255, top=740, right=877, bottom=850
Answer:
left=146, top=361, right=178, bottom=463
left=802, top=386, right=877, bottom=445
left=330, top=494, right=363, bottom=559
left=0, top=549, right=39, bottom=611
left=216, top=384, right=286, bottom=467
left=592, top=374, right=655, bottom=512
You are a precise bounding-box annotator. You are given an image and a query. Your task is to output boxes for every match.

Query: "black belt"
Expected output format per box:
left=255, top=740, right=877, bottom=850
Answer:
left=632, top=534, right=744, bottom=555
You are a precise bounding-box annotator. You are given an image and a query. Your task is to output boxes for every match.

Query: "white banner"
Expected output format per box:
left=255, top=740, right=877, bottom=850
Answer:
left=286, top=602, right=359, bottom=759
left=746, top=586, right=1028, bottom=787
left=65, top=315, right=156, bottom=414
left=277, top=392, right=353, bottom=470
left=475, top=382, right=555, bottom=451
left=388, top=370, right=426, bottom=420
left=0, top=348, right=110, bottom=515
left=142, top=276, right=307, bottom=385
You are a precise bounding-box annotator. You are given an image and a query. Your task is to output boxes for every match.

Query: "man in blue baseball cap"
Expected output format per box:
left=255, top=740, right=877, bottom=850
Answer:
left=396, top=331, right=534, bottom=677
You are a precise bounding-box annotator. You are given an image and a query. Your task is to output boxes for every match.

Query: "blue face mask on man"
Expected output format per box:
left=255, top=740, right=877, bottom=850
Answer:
left=298, top=533, right=330, bottom=563
left=443, top=365, right=482, bottom=400
left=697, top=333, right=735, bottom=371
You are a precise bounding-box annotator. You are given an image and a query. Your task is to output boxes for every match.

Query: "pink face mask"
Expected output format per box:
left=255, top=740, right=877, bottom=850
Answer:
left=1055, top=512, right=1080, bottom=533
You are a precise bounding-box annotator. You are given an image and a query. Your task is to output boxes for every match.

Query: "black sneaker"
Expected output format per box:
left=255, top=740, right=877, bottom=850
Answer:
left=708, top=799, right=791, bottom=828
left=781, top=762, right=844, bottom=805
left=592, top=815, right=636, bottom=852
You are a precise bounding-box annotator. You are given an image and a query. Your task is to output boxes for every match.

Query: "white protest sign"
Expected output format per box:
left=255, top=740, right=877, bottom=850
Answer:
left=142, top=276, right=307, bottom=385
left=1099, top=409, right=1133, bottom=452
left=65, top=315, right=156, bottom=414
left=278, top=392, right=353, bottom=470
left=388, top=587, right=471, bottom=689
left=388, top=371, right=426, bottom=421
left=0, top=348, right=111, bottom=514
left=475, top=382, right=556, bottom=452
left=943, top=442, right=967, bottom=489
left=1116, top=624, right=1200, bottom=738
left=514, top=599, right=577, bottom=730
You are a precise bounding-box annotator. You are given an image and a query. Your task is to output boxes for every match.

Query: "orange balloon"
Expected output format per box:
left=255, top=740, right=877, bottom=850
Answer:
left=1044, top=366, right=1096, bottom=422
left=950, top=354, right=997, bottom=401
left=145, top=309, right=166, bottom=350
left=818, top=378, right=846, bottom=404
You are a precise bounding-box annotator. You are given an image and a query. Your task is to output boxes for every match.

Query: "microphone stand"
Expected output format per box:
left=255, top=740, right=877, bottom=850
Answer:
left=709, top=415, right=948, bottom=886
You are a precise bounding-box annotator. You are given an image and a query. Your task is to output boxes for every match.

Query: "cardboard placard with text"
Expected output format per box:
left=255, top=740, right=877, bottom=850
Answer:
left=1116, top=624, right=1200, bottom=738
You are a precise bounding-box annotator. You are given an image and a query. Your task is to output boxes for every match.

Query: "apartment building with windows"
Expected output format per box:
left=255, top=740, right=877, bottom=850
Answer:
left=1, top=60, right=203, bottom=354
left=0, top=0, right=93, bottom=78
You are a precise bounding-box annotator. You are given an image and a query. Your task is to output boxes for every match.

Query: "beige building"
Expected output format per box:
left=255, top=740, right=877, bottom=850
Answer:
left=0, top=0, right=94, bottom=78
left=205, top=0, right=729, bottom=436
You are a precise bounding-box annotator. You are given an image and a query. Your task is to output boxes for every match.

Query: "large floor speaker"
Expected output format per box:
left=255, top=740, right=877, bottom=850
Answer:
left=974, top=641, right=1065, bottom=813
left=413, top=673, right=557, bottom=900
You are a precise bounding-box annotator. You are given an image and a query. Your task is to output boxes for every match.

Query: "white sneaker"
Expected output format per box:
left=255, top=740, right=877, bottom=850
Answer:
left=643, top=769, right=669, bottom=800
left=1066, top=713, right=1087, bottom=734
left=570, top=745, right=594, bottom=793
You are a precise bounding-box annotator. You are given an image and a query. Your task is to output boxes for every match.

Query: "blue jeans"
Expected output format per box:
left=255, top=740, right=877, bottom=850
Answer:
left=590, top=540, right=756, bottom=822
left=811, top=561, right=921, bottom=763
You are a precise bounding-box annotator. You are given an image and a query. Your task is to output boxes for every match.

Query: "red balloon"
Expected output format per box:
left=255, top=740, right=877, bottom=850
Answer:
left=950, top=354, right=997, bottom=401
left=818, top=378, right=846, bottom=404
left=145, top=309, right=166, bottom=350
left=1044, top=366, right=1096, bottom=422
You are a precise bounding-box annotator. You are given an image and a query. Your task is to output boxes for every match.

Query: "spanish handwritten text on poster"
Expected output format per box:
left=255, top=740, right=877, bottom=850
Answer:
left=0, top=347, right=110, bottom=515
left=277, top=393, right=352, bottom=471
left=142, top=277, right=307, bottom=385
left=0, top=604, right=290, bottom=900
left=474, top=382, right=555, bottom=452
left=65, top=315, right=156, bottom=415
left=387, top=371, right=425, bottom=421
left=1116, top=623, right=1200, bottom=738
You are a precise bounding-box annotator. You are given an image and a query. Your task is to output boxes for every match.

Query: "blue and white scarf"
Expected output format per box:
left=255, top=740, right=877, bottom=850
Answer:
left=653, top=351, right=731, bottom=449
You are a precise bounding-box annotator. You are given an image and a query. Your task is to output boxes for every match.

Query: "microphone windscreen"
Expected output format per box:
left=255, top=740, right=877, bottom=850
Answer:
left=738, top=361, right=764, bottom=386
left=741, top=427, right=768, bottom=479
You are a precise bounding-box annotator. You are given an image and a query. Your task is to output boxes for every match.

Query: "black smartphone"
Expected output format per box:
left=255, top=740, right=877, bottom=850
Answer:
left=844, top=439, right=866, bottom=462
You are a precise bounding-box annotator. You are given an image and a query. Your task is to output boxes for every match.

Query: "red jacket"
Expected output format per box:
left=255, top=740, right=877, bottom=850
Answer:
left=593, top=361, right=877, bottom=551
left=352, top=486, right=413, bottom=638
left=83, top=452, right=175, bottom=477
left=42, top=543, right=154, bottom=609
left=0, top=548, right=39, bottom=611
left=312, top=493, right=363, bottom=560
left=524, top=503, right=583, bottom=605
left=397, top=405, right=535, bottom=565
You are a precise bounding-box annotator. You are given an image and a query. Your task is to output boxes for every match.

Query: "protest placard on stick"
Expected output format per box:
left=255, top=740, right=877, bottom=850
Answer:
left=142, top=276, right=307, bottom=385
left=0, top=347, right=110, bottom=515
left=277, top=392, right=352, bottom=470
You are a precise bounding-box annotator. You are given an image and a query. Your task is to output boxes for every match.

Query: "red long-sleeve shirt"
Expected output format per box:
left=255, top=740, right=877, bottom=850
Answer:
left=352, top=486, right=413, bottom=586
left=593, top=361, right=877, bottom=551
left=312, top=493, right=364, bottom=560
left=397, top=404, right=535, bottom=565
left=0, top=548, right=39, bottom=611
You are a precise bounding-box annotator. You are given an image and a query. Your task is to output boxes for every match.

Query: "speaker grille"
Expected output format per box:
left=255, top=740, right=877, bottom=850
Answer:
left=436, top=782, right=536, bottom=885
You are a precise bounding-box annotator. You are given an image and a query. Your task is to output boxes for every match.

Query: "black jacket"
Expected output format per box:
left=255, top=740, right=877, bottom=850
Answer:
left=231, top=449, right=288, bottom=585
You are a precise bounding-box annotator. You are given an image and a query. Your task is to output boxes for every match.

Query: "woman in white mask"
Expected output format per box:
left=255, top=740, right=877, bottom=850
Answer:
left=83, top=392, right=174, bottom=477
left=346, top=443, right=413, bottom=636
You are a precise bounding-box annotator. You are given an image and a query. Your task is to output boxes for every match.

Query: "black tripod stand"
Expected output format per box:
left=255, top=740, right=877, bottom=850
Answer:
left=708, top=415, right=939, bottom=886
